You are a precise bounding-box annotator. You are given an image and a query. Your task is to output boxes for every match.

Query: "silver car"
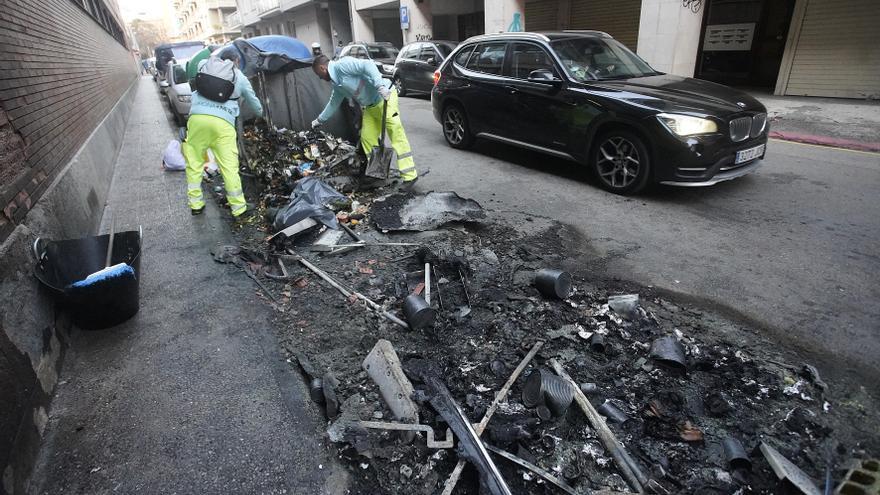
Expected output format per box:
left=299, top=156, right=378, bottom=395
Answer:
left=165, top=61, right=192, bottom=126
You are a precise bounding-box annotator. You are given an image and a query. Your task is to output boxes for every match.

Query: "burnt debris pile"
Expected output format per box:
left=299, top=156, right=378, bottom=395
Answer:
left=217, top=128, right=878, bottom=494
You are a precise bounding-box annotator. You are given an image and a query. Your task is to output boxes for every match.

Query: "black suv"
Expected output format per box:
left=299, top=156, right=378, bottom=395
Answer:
left=431, top=32, right=769, bottom=194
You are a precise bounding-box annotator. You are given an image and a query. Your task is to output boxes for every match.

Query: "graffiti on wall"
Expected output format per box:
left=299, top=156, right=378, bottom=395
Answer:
left=682, top=0, right=703, bottom=13
left=415, top=33, right=433, bottom=41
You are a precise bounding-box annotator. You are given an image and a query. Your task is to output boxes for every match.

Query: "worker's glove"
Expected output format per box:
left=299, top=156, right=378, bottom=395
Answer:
left=311, top=118, right=323, bottom=129
left=378, top=85, right=391, bottom=101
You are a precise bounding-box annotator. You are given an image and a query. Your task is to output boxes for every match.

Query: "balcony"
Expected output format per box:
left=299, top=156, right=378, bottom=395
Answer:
left=257, top=0, right=281, bottom=17
left=223, top=11, right=242, bottom=30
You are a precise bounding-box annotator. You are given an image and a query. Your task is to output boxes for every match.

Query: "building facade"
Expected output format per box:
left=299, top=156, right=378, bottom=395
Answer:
left=235, top=0, right=353, bottom=54
left=174, top=0, right=242, bottom=44
left=346, top=0, right=879, bottom=99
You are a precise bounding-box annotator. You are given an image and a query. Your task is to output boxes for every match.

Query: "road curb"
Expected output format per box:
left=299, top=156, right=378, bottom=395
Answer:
left=769, top=130, right=880, bottom=153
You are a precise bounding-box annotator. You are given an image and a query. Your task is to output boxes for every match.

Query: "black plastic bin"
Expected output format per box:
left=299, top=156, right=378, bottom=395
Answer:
left=33, top=229, right=142, bottom=330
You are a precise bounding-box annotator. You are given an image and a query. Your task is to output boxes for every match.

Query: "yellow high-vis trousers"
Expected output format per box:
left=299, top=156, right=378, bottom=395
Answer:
left=361, top=89, right=418, bottom=181
left=182, top=114, right=247, bottom=216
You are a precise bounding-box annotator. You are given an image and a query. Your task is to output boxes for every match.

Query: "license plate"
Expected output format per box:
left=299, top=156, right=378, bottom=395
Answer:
left=735, top=144, right=765, bottom=164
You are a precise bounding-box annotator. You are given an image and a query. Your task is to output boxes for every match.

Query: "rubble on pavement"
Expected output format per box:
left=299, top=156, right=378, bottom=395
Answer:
left=211, top=126, right=880, bottom=494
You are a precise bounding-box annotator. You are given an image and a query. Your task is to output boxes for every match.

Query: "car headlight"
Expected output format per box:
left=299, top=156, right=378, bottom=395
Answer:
left=382, top=64, right=394, bottom=73
left=177, top=95, right=191, bottom=103
left=657, top=113, right=717, bottom=136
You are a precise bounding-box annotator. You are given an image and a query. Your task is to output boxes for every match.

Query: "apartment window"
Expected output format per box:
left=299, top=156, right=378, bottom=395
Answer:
left=71, top=0, right=126, bottom=46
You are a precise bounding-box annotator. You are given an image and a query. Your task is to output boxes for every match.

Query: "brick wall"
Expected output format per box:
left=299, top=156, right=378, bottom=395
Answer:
left=0, top=0, right=137, bottom=241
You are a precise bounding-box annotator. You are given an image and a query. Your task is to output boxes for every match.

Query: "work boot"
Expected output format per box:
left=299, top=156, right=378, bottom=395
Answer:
left=191, top=206, right=205, bottom=216
left=400, top=178, right=419, bottom=192
left=232, top=203, right=257, bottom=226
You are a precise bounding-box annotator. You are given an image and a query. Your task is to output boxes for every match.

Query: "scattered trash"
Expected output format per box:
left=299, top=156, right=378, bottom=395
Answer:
left=161, top=139, right=186, bottom=171
left=272, top=177, right=348, bottom=232
left=802, top=364, right=829, bottom=392
left=402, top=294, right=435, bottom=330
left=485, top=444, right=579, bottom=495
left=608, top=294, right=639, bottom=320
left=579, top=382, right=599, bottom=395
left=208, top=130, right=872, bottom=494
left=533, top=268, right=572, bottom=299
left=597, top=401, right=630, bottom=424
left=522, top=368, right=575, bottom=417
left=408, top=360, right=512, bottom=495
left=550, top=359, right=648, bottom=493
left=760, top=442, right=822, bottom=495
left=355, top=420, right=453, bottom=449
left=649, top=336, right=688, bottom=373
left=362, top=340, right=419, bottom=441
left=371, top=192, right=486, bottom=231
left=722, top=437, right=751, bottom=471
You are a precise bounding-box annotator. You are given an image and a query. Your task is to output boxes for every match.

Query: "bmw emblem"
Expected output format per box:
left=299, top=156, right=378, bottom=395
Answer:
left=736, top=101, right=747, bottom=108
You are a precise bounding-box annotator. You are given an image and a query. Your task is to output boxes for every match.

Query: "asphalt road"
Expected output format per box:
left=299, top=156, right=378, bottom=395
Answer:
left=397, top=95, right=880, bottom=383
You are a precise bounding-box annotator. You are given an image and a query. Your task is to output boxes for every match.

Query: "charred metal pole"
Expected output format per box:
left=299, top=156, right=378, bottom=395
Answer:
left=412, top=368, right=511, bottom=495
left=485, top=444, right=579, bottom=495
left=550, top=359, right=647, bottom=493
left=440, top=341, right=543, bottom=495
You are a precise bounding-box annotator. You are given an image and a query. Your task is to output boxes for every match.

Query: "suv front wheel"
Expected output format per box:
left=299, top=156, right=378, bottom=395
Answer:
left=591, top=130, right=651, bottom=194
left=442, top=104, right=473, bottom=149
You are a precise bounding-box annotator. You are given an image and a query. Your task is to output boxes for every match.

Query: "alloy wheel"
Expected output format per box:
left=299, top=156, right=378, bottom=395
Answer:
left=443, top=107, right=465, bottom=145
left=596, top=136, right=641, bottom=189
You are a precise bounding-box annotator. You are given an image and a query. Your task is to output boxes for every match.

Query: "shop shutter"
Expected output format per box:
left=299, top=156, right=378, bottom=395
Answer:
left=782, top=0, right=880, bottom=98
left=525, top=0, right=560, bottom=31
left=568, top=0, right=641, bottom=51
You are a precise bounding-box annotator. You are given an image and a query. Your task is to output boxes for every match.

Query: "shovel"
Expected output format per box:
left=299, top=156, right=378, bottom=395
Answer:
left=364, top=99, right=394, bottom=179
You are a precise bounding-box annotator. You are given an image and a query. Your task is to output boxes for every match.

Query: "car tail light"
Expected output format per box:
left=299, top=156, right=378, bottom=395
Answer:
left=433, top=69, right=441, bottom=86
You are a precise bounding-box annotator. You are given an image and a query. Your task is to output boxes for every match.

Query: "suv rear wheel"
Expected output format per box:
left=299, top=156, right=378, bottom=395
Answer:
left=442, top=104, right=473, bottom=149
left=591, top=130, right=651, bottom=194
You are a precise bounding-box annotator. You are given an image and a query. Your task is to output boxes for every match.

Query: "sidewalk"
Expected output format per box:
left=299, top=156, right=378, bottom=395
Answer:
left=30, top=77, right=346, bottom=494
left=750, top=91, right=880, bottom=152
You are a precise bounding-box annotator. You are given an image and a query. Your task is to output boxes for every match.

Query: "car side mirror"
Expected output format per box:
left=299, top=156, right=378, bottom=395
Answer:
left=528, top=69, right=560, bottom=83
left=426, top=57, right=437, bottom=67
left=159, top=80, right=170, bottom=88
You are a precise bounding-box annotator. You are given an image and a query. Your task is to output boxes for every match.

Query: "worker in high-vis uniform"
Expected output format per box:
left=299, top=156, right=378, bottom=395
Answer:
left=311, top=55, right=418, bottom=186
left=183, top=52, right=263, bottom=217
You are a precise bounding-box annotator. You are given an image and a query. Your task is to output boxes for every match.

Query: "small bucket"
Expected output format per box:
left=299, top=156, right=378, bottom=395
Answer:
left=533, top=269, right=572, bottom=299
left=33, top=229, right=142, bottom=330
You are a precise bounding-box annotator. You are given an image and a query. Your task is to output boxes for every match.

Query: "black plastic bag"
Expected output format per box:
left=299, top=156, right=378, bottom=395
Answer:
left=272, top=177, right=347, bottom=232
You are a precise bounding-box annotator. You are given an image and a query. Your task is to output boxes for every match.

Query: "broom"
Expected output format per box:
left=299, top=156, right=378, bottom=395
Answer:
left=68, top=212, right=136, bottom=289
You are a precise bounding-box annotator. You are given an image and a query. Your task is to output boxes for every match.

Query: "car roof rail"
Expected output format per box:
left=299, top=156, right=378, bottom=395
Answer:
left=561, top=30, right=612, bottom=38
left=466, top=32, right=551, bottom=43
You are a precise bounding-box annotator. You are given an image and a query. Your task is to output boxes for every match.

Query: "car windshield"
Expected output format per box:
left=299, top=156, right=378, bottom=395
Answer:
left=551, top=37, right=659, bottom=82
left=172, top=44, right=204, bottom=60
left=367, top=45, right=399, bottom=59
left=172, top=65, right=186, bottom=84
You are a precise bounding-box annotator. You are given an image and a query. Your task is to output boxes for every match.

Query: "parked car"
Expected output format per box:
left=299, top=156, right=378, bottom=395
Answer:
left=337, top=42, right=400, bottom=78
left=154, top=41, right=205, bottom=88
left=165, top=61, right=192, bottom=126
left=431, top=31, right=769, bottom=194
left=392, top=41, right=457, bottom=96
